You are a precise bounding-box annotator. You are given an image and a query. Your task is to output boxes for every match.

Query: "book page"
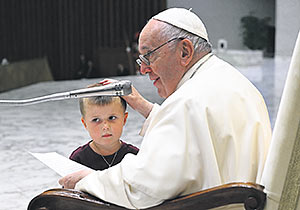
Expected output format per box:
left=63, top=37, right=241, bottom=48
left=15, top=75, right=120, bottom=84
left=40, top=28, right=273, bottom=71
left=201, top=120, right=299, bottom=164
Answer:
left=29, top=151, right=93, bottom=177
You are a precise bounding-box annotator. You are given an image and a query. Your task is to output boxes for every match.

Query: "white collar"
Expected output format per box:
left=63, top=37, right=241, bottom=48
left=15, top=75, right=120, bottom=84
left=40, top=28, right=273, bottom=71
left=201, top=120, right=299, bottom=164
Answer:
left=176, top=53, right=213, bottom=90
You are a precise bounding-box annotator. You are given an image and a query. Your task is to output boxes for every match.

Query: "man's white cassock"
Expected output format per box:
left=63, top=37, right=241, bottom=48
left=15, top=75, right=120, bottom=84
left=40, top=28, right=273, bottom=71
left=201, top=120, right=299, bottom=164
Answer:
left=75, top=53, right=271, bottom=209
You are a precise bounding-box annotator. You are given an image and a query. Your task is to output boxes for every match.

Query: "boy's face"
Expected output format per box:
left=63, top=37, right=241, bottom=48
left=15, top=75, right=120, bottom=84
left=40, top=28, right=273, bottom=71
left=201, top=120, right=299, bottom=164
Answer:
left=81, top=99, right=128, bottom=147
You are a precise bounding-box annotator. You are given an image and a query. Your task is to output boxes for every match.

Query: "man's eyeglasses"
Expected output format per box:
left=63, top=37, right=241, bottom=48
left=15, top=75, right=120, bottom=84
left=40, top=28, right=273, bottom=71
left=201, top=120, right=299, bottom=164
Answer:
left=136, top=37, right=184, bottom=66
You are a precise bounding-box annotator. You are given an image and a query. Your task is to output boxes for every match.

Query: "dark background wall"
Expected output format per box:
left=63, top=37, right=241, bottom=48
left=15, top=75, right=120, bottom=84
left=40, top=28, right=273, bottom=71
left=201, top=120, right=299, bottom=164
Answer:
left=0, top=0, right=166, bottom=80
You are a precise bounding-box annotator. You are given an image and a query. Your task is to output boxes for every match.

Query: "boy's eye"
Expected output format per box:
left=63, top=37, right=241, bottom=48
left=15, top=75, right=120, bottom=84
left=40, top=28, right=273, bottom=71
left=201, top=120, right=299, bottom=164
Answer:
left=92, top=118, right=101, bottom=123
left=109, top=116, right=117, bottom=120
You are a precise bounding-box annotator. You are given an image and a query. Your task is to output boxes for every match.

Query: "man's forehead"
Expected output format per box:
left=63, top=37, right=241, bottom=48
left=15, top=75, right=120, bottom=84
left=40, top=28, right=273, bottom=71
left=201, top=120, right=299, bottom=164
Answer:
left=138, top=30, right=162, bottom=52
left=137, top=37, right=151, bottom=53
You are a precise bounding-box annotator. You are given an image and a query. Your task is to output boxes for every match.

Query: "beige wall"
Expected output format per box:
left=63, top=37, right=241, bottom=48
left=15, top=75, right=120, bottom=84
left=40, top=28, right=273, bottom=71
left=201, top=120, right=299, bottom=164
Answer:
left=167, top=0, right=275, bottom=50
left=167, top=0, right=300, bottom=58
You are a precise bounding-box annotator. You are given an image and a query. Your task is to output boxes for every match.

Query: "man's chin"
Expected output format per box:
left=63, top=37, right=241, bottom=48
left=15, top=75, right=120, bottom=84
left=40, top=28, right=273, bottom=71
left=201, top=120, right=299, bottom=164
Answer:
left=154, top=81, right=167, bottom=98
left=157, top=88, right=167, bottom=99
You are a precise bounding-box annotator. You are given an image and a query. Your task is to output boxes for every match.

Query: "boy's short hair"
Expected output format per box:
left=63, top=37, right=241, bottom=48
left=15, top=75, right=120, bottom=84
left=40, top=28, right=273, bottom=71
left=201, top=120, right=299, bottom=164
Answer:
left=79, top=83, right=127, bottom=117
left=79, top=96, right=127, bottom=117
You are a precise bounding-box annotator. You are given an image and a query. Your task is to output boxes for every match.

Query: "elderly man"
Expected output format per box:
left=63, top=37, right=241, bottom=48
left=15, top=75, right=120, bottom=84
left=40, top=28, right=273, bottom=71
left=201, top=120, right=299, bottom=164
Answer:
left=59, top=8, right=271, bottom=209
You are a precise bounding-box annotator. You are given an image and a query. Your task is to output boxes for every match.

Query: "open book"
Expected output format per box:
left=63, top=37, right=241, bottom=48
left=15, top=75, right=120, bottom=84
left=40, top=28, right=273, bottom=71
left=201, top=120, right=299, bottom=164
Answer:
left=29, top=151, right=94, bottom=177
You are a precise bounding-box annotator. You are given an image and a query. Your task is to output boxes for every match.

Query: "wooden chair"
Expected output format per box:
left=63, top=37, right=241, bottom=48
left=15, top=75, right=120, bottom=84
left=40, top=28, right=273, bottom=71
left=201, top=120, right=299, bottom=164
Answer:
left=27, top=182, right=266, bottom=210
left=27, top=31, right=300, bottom=210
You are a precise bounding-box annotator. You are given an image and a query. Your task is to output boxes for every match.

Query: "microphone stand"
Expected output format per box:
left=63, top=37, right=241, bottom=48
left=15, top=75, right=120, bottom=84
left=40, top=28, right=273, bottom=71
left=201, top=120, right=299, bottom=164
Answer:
left=0, top=80, right=132, bottom=106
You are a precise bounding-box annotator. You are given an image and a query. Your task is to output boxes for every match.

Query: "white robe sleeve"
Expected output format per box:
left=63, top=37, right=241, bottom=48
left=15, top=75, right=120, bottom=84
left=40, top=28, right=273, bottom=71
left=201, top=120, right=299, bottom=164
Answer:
left=139, top=103, right=161, bottom=137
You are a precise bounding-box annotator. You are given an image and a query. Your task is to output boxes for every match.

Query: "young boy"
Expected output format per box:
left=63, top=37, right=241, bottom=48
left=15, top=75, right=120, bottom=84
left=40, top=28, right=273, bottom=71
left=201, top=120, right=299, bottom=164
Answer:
left=69, top=88, right=139, bottom=170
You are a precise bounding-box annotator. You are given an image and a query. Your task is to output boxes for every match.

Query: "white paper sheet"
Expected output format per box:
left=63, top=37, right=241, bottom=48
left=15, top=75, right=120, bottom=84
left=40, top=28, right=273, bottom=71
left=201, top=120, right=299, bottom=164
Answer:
left=29, top=151, right=93, bottom=177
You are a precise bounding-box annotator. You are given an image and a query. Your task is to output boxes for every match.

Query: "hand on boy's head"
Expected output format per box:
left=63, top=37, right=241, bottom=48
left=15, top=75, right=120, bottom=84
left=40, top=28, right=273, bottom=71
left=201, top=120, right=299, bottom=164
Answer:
left=98, top=78, right=119, bottom=86
left=86, top=78, right=119, bottom=88
left=86, top=82, right=102, bottom=88
left=98, top=79, right=138, bottom=104
left=96, top=79, right=133, bottom=101
left=96, top=78, right=153, bottom=118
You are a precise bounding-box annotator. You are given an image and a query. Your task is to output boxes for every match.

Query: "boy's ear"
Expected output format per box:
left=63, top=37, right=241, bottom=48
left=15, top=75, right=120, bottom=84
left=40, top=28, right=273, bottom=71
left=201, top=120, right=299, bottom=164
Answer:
left=123, top=112, right=128, bottom=125
left=81, top=117, right=87, bottom=129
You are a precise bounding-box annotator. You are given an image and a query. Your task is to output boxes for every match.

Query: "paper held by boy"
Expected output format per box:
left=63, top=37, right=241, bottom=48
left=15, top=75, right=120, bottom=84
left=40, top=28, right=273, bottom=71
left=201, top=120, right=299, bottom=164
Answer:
left=29, top=151, right=94, bottom=177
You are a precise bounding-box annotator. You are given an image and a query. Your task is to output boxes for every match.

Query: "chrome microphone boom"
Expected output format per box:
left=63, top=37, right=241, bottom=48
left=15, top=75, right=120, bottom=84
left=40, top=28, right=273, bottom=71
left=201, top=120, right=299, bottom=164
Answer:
left=0, top=80, right=132, bottom=106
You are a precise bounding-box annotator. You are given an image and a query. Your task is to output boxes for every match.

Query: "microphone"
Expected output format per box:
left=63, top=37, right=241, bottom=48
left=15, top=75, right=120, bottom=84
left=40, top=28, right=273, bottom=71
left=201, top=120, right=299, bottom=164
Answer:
left=0, top=80, right=132, bottom=106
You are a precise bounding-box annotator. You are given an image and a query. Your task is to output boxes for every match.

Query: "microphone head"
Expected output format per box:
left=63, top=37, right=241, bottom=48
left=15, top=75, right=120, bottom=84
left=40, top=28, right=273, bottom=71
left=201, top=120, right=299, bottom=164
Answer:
left=69, top=80, right=132, bottom=98
left=116, top=80, right=132, bottom=95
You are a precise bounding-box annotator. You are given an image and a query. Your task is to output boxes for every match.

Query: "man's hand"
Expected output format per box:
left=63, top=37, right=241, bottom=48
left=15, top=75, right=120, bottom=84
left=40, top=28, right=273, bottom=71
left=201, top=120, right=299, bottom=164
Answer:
left=99, top=79, right=154, bottom=118
left=59, top=169, right=93, bottom=189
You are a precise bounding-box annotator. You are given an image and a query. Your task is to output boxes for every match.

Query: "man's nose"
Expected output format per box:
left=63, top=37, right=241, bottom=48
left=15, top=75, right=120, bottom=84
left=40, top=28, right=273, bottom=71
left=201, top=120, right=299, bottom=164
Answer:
left=139, top=64, right=152, bottom=75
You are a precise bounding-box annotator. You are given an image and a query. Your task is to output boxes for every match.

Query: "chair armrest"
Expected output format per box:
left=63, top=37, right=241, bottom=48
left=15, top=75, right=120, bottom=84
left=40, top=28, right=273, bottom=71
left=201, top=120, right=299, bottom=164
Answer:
left=27, top=188, right=125, bottom=210
left=27, top=182, right=266, bottom=210
left=151, top=182, right=266, bottom=210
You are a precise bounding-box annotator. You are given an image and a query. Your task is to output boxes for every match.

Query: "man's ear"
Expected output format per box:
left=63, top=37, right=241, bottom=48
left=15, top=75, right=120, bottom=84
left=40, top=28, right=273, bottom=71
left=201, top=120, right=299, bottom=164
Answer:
left=81, top=117, right=87, bottom=129
left=180, top=39, right=194, bottom=66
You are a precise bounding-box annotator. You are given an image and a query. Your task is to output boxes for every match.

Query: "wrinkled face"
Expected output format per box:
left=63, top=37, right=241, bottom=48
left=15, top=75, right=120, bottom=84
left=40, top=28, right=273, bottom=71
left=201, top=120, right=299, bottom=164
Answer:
left=138, top=20, right=185, bottom=98
left=81, top=100, right=128, bottom=147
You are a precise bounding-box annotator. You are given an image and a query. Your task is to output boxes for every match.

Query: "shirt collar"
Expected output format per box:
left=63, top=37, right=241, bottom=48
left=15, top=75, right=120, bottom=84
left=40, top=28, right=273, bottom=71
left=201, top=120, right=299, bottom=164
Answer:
left=176, top=52, right=213, bottom=90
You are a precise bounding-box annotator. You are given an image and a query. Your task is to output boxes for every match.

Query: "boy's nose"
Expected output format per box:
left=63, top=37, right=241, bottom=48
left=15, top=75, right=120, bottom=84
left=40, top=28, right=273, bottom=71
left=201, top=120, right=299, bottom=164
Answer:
left=102, top=121, right=110, bottom=130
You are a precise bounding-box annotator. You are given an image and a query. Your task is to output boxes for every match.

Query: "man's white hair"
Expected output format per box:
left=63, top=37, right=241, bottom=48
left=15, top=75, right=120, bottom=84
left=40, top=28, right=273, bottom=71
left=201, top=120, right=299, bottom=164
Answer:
left=158, top=21, right=212, bottom=55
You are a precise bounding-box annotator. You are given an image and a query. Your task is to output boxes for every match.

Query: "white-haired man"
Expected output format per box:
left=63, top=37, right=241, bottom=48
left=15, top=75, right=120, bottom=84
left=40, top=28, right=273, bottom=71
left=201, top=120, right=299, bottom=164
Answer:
left=59, top=8, right=271, bottom=209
